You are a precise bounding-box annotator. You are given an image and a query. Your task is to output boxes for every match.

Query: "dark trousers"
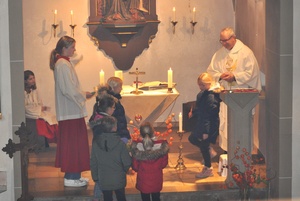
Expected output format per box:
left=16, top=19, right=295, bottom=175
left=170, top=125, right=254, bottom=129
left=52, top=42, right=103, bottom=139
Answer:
left=102, top=188, right=126, bottom=201
left=188, top=134, right=211, bottom=168
left=141, top=192, right=160, bottom=201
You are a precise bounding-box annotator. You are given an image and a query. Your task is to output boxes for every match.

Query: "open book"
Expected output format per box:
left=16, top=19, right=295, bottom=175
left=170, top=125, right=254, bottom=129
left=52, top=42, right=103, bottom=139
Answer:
left=137, top=81, right=176, bottom=90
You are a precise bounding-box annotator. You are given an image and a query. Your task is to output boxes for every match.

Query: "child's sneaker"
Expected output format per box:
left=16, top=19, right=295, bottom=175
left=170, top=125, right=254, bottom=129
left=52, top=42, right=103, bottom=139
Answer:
left=195, top=166, right=213, bottom=178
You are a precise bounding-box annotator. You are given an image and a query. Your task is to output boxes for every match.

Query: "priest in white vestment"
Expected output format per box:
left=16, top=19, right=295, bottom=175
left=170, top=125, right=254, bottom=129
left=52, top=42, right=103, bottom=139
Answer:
left=207, top=27, right=261, bottom=151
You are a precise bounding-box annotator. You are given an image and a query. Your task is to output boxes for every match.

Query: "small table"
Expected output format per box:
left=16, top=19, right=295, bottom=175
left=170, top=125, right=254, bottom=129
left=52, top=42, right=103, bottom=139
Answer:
left=121, top=85, right=179, bottom=126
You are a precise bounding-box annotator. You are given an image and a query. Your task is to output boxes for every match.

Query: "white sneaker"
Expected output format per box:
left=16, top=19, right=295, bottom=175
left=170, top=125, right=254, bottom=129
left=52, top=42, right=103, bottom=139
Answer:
left=80, top=177, right=89, bottom=183
left=64, top=179, right=87, bottom=187
left=195, top=166, right=213, bottom=178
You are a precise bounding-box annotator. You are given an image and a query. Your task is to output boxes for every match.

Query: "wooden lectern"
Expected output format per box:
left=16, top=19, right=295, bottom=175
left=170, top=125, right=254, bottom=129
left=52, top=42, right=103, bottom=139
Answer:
left=220, top=89, right=259, bottom=187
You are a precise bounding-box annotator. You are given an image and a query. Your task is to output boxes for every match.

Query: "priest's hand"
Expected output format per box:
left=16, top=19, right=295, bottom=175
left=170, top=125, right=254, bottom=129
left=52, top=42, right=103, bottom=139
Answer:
left=220, top=72, right=235, bottom=83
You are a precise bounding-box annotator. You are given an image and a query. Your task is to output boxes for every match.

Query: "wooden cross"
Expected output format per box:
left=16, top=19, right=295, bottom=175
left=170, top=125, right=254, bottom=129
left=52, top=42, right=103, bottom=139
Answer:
left=2, top=122, right=34, bottom=201
left=129, top=67, right=145, bottom=94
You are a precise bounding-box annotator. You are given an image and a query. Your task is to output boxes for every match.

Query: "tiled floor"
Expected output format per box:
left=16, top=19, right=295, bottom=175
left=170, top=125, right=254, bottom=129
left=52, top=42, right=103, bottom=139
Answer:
left=27, top=128, right=265, bottom=200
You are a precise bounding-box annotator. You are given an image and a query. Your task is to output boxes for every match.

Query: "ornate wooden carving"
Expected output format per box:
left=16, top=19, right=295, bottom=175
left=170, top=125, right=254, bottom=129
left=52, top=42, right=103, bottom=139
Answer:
left=87, top=0, right=159, bottom=70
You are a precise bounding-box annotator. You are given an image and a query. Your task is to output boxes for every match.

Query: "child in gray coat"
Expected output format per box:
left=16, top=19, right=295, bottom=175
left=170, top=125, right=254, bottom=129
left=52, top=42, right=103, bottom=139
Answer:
left=90, top=116, right=132, bottom=201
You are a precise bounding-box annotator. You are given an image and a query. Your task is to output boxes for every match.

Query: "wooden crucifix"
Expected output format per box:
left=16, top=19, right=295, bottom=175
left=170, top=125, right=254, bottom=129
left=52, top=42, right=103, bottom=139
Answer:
left=2, top=122, right=34, bottom=201
left=129, top=67, right=145, bottom=94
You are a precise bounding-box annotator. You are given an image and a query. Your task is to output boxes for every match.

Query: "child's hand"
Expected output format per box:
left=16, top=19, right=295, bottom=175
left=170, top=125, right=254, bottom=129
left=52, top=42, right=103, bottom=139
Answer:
left=86, top=91, right=95, bottom=99
left=188, top=111, right=192, bottom=118
left=203, top=134, right=208, bottom=140
left=188, top=107, right=193, bottom=118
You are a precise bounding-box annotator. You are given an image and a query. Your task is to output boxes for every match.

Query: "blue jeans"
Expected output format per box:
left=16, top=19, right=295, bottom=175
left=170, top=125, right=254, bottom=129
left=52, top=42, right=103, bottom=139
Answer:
left=64, top=172, right=81, bottom=180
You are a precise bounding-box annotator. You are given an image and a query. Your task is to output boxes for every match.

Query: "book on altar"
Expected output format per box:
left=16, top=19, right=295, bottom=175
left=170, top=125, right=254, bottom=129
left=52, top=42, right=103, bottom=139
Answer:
left=137, top=81, right=176, bottom=90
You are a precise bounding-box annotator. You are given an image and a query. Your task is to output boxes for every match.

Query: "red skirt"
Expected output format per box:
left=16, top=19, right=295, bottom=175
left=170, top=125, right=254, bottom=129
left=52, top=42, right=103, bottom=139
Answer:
left=55, top=118, right=90, bottom=173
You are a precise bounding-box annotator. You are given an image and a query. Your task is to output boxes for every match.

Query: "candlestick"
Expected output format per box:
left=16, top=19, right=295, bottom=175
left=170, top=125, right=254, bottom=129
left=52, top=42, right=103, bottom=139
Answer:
left=173, top=7, right=176, bottom=21
left=99, top=70, right=105, bottom=86
left=178, top=112, right=183, bottom=132
left=71, top=10, right=74, bottom=25
left=115, top=70, right=123, bottom=80
left=168, top=68, right=173, bottom=92
left=192, top=7, right=196, bottom=22
left=52, top=10, right=59, bottom=37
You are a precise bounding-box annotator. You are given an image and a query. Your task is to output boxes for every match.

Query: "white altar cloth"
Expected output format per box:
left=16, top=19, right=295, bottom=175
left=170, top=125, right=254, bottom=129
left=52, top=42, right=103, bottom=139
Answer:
left=121, top=85, right=179, bottom=126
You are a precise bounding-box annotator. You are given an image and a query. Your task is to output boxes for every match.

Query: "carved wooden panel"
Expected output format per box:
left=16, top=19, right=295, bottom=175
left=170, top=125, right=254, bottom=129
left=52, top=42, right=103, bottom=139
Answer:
left=87, top=0, right=159, bottom=70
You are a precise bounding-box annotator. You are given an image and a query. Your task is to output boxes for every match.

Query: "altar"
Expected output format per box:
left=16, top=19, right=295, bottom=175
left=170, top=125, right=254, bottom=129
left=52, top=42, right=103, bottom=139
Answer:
left=121, top=85, right=180, bottom=126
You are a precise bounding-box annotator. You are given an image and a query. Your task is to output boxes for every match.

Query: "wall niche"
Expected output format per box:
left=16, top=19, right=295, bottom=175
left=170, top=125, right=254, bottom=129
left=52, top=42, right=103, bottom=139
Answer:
left=87, top=0, right=159, bottom=70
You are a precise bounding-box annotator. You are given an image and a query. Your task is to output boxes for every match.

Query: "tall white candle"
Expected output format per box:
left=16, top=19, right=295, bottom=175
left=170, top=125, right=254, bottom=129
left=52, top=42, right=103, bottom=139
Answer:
left=179, top=112, right=183, bottom=132
left=173, top=7, right=176, bottom=21
left=114, top=70, right=123, bottom=80
left=99, top=70, right=105, bottom=85
left=70, top=10, right=73, bottom=25
left=54, top=9, right=57, bottom=24
left=193, top=7, right=196, bottom=22
left=168, top=68, right=173, bottom=88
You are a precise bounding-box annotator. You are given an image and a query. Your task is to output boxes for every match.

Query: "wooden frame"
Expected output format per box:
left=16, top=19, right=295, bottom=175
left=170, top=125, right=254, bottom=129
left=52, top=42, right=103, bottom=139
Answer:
left=87, top=0, right=159, bottom=70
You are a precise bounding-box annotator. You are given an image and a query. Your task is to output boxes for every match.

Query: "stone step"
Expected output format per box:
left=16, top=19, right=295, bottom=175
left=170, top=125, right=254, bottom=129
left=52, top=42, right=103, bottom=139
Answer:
left=32, top=188, right=268, bottom=201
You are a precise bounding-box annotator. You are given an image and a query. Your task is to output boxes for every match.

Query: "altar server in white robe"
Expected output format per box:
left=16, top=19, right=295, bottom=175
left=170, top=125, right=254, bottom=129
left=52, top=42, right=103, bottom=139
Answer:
left=207, top=27, right=261, bottom=152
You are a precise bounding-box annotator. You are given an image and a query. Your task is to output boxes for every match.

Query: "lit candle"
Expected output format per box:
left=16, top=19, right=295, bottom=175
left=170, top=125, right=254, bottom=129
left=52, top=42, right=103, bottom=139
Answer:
left=178, top=112, right=183, bottom=132
left=173, top=7, right=176, bottom=21
left=54, top=9, right=57, bottom=24
left=193, top=7, right=196, bottom=22
left=114, top=70, right=123, bottom=80
left=70, top=10, right=73, bottom=25
left=168, top=68, right=173, bottom=88
left=99, top=70, right=105, bottom=86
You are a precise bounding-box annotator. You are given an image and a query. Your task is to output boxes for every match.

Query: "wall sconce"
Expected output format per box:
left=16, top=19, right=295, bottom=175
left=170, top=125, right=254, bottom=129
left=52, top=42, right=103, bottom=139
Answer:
left=70, top=24, right=76, bottom=37
left=52, top=9, right=58, bottom=37
left=52, top=24, right=59, bottom=37
left=69, top=10, right=76, bottom=37
left=190, top=21, right=197, bottom=34
left=171, top=21, right=178, bottom=34
left=190, top=7, right=197, bottom=34
left=171, top=7, right=178, bottom=34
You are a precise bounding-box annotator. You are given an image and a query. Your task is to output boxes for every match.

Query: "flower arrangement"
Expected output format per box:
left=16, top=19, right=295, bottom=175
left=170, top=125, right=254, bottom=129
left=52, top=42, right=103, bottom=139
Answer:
left=228, top=146, right=275, bottom=200
left=128, top=114, right=175, bottom=145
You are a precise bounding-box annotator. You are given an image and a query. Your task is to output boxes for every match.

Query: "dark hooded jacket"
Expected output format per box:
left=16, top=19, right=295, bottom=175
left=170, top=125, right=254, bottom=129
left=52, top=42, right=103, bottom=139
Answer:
left=131, top=139, right=169, bottom=193
left=90, top=132, right=132, bottom=190
left=190, top=90, right=221, bottom=144
left=107, top=90, right=131, bottom=140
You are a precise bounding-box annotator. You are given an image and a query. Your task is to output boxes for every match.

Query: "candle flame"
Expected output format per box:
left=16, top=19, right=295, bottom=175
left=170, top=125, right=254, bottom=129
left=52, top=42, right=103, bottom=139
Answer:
left=173, top=7, right=176, bottom=12
left=54, top=9, right=57, bottom=14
